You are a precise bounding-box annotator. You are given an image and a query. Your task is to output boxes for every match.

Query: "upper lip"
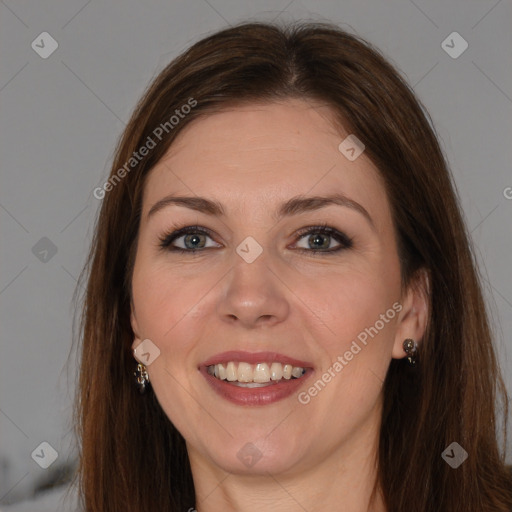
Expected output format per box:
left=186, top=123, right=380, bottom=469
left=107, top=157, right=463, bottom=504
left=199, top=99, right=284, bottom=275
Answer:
left=200, top=351, right=313, bottom=368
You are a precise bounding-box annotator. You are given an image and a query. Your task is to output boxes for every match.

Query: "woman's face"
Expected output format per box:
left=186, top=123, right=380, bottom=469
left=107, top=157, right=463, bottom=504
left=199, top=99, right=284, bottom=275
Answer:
left=130, top=99, right=425, bottom=476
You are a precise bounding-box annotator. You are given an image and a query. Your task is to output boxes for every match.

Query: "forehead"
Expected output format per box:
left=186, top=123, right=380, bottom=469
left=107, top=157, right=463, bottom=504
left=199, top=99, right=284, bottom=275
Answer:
left=141, top=100, right=388, bottom=225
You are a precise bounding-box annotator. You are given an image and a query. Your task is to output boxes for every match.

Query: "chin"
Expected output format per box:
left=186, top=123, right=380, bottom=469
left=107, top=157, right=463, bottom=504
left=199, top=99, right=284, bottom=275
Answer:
left=202, top=434, right=308, bottom=476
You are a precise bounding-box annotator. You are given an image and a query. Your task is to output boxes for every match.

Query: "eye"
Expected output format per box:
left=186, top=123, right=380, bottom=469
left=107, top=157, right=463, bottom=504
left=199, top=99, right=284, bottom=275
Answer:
left=158, top=223, right=353, bottom=255
left=158, top=225, right=220, bottom=252
left=292, top=224, right=353, bottom=254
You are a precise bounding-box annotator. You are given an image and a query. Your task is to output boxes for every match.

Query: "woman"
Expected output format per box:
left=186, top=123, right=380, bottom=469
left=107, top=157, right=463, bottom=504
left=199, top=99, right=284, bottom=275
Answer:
left=73, top=21, right=512, bottom=511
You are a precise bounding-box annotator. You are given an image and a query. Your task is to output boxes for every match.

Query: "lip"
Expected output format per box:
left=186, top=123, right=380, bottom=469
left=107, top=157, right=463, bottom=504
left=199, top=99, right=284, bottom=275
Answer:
left=199, top=351, right=314, bottom=406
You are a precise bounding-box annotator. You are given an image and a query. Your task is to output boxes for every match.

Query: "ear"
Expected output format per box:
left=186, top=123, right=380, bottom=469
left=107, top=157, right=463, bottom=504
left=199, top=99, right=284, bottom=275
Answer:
left=392, top=268, right=430, bottom=359
left=130, top=307, right=142, bottom=352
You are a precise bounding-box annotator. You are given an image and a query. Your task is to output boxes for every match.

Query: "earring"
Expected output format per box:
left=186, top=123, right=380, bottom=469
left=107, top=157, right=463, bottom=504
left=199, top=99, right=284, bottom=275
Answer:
left=134, top=362, right=150, bottom=393
left=402, top=338, right=418, bottom=366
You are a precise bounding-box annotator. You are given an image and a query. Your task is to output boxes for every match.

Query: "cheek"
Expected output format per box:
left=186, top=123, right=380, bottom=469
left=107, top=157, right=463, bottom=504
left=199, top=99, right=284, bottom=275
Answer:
left=297, top=272, right=399, bottom=432
left=294, top=233, right=400, bottom=328
left=297, top=255, right=401, bottom=402
left=305, top=264, right=400, bottom=345
left=131, top=256, right=213, bottom=343
left=131, top=259, right=209, bottom=434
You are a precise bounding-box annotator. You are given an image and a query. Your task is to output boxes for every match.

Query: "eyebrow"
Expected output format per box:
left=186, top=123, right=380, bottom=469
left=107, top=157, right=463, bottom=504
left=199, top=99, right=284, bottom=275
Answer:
left=147, top=193, right=376, bottom=231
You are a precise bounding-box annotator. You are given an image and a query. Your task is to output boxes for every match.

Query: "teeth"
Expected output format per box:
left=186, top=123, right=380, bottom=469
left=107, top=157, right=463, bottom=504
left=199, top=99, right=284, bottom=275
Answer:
left=253, top=363, right=270, bottom=383
left=237, top=362, right=253, bottom=382
left=214, top=363, right=227, bottom=380
left=270, top=362, right=283, bottom=380
left=226, top=361, right=237, bottom=381
left=283, top=364, right=292, bottom=379
left=231, top=381, right=271, bottom=388
left=208, top=361, right=305, bottom=384
left=291, top=366, right=303, bottom=378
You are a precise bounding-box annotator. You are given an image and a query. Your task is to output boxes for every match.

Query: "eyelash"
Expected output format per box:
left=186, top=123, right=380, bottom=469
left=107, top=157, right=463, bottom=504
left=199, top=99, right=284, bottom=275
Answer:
left=157, top=223, right=353, bottom=256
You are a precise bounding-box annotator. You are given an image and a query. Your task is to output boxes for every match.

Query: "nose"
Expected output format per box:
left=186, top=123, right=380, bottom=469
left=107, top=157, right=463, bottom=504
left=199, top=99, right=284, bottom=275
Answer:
left=216, top=252, right=290, bottom=329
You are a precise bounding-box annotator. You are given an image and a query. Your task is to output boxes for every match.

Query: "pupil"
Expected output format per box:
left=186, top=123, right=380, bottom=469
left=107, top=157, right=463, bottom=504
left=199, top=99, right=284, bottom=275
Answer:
left=311, top=234, right=329, bottom=249
left=186, top=234, right=204, bottom=249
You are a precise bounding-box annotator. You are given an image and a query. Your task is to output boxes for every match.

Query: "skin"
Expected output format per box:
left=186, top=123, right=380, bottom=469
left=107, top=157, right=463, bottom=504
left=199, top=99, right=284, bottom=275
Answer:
left=130, top=99, right=429, bottom=512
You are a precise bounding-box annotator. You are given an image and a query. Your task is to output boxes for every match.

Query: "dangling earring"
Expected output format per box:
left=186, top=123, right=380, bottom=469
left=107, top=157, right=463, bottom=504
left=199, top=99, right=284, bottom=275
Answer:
left=134, top=362, right=150, bottom=393
left=403, top=338, right=418, bottom=366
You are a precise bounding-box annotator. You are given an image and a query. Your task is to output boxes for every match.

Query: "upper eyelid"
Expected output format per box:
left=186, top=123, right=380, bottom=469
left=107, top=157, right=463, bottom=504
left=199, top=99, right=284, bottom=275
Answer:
left=159, top=224, right=352, bottom=249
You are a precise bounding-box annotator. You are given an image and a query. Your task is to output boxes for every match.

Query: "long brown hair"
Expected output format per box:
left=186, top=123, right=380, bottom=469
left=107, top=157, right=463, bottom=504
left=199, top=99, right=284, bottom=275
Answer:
left=72, top=21, right=512, bottom=511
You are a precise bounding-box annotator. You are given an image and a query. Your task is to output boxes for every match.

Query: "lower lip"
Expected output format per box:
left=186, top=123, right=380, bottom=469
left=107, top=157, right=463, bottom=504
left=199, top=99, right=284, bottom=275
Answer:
left=199, top=367, right=312, bottom=406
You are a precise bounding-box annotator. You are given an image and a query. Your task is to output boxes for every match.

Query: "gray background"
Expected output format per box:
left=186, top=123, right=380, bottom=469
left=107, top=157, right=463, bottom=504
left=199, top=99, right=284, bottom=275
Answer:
left=1, top=0, right=511, bottom=508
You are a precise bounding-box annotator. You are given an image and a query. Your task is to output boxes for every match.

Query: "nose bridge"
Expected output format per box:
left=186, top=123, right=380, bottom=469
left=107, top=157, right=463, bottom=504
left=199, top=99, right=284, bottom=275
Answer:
left=217, top=238, right=290, bottom=327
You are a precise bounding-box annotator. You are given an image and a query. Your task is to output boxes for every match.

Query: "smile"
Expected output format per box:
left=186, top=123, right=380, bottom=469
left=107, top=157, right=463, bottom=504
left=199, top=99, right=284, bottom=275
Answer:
left=200, top=351, right=313, bottom=405
left=207, top=361, right=306, bottom=387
